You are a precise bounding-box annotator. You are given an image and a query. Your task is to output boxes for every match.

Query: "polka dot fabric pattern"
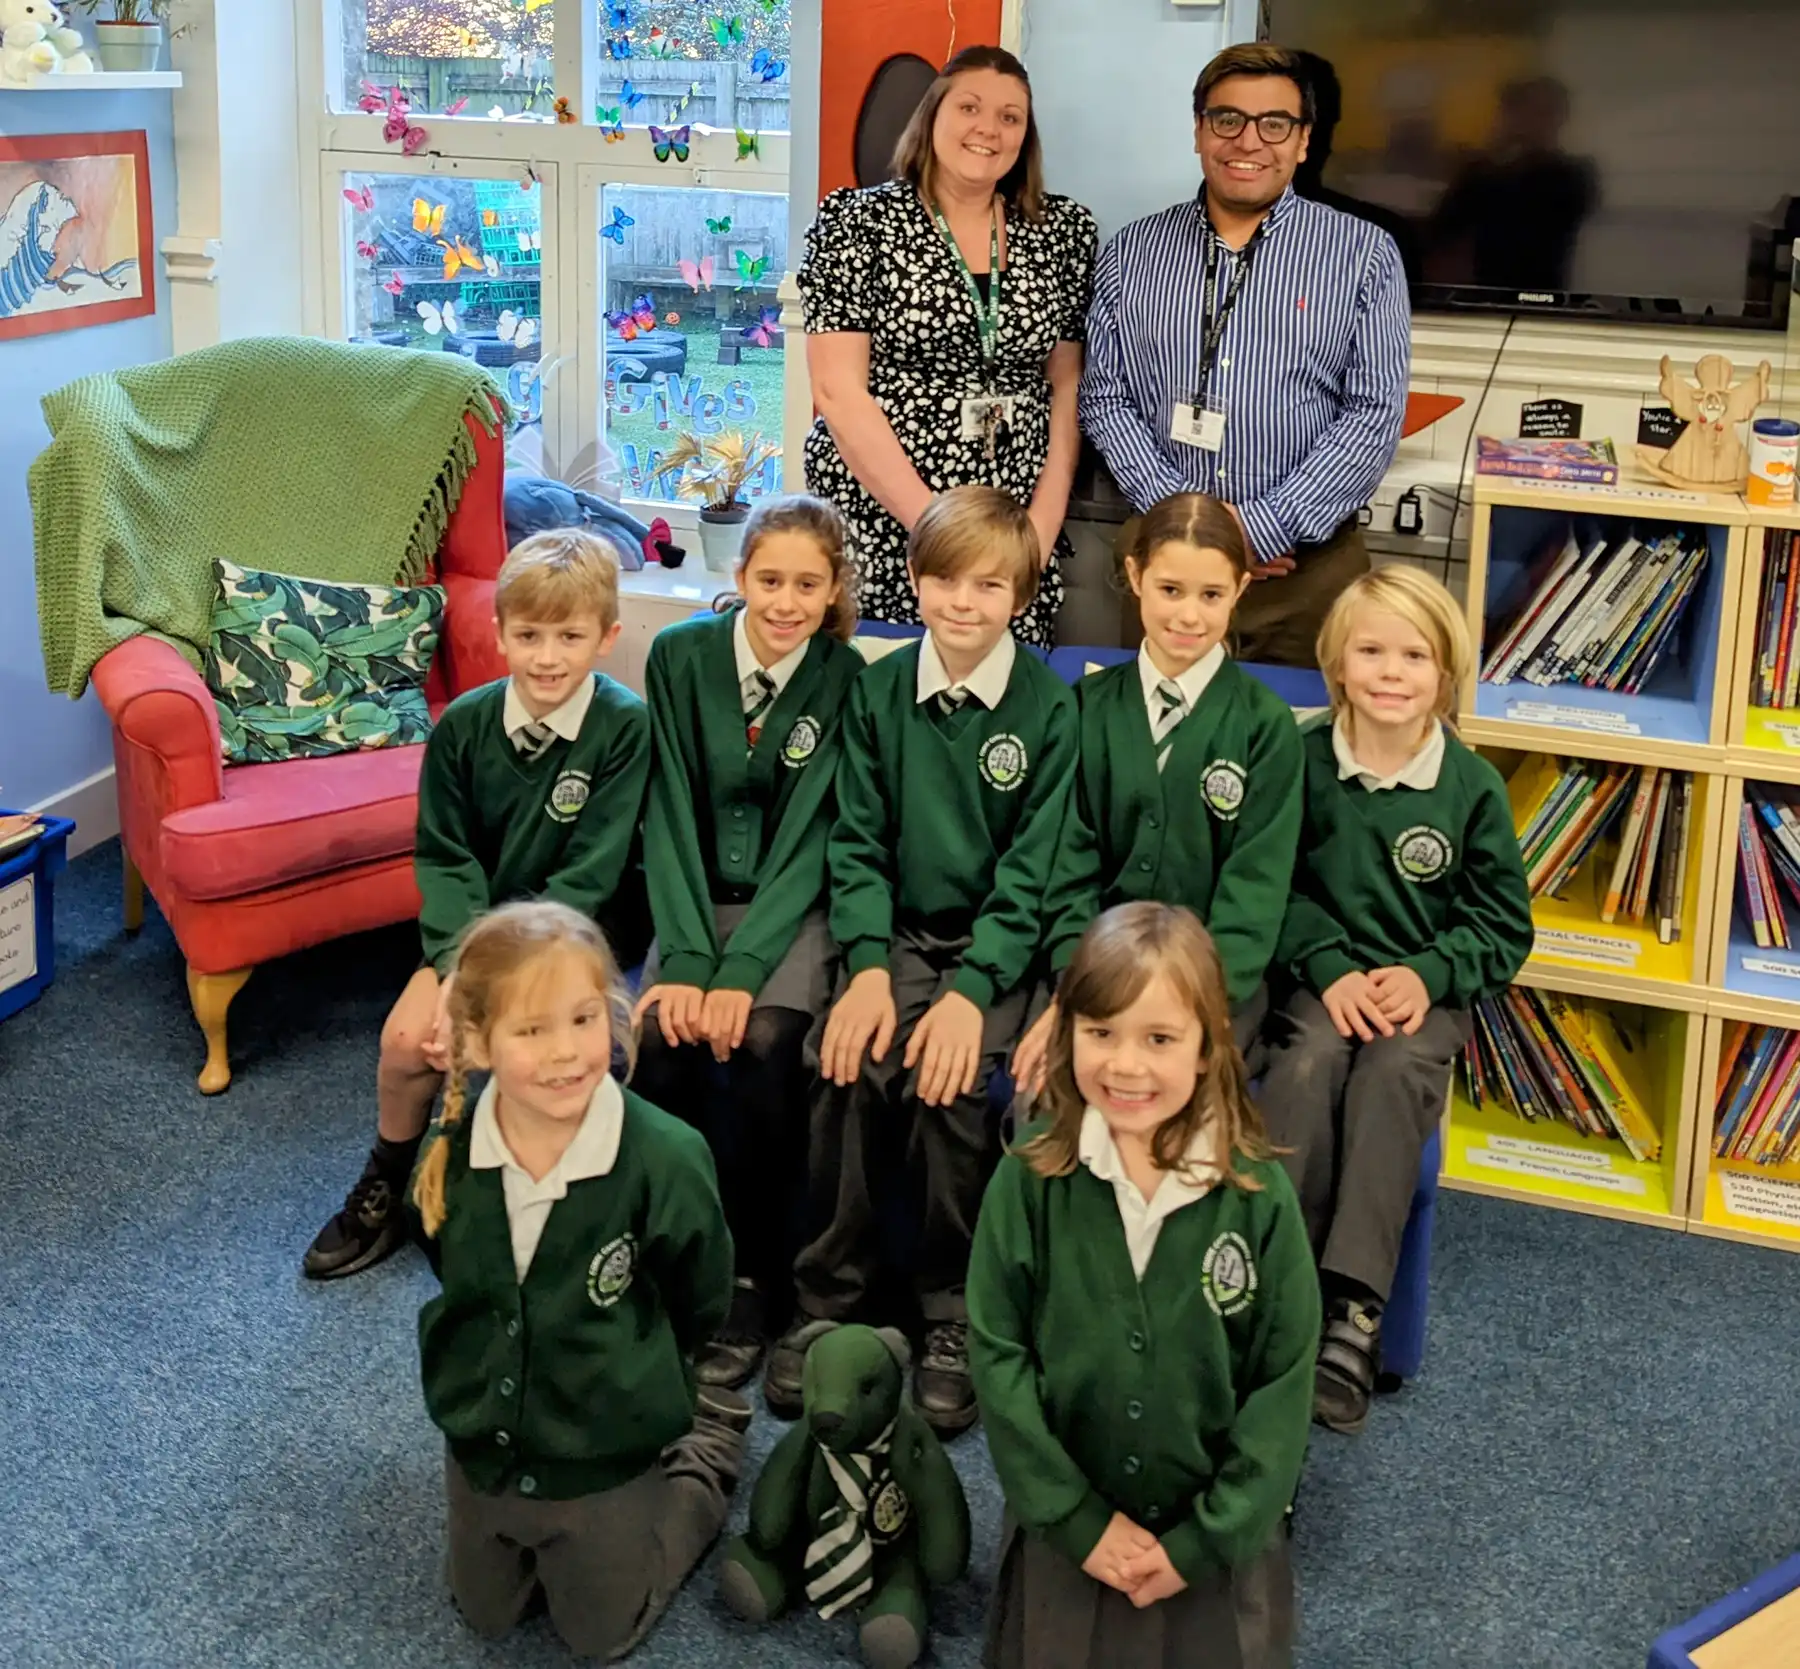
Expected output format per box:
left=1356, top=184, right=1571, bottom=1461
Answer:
left=798, top=181, right=1097, bottom=647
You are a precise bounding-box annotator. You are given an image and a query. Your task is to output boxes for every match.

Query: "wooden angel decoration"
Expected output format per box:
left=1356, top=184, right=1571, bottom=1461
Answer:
left=1636, top=353, right=1772, bottom=491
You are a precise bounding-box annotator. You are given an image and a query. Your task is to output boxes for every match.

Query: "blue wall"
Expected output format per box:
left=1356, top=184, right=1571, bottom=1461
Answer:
left=1024, top=0, right=1253, bottom=243
left=0, top=91, right=175, bottom=814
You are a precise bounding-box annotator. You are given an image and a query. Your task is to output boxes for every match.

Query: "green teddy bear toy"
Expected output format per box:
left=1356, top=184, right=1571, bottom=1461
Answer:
left=718, top=1322, right=972, bottom=1669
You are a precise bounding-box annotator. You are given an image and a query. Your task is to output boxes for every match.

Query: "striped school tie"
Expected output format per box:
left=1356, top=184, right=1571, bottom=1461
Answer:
left=743, top=667, right=777, bottom=750
left=801, top=1421, right=898, bottom=1619
left=1152, top=679, right=1187, bottom=773
left=935, top=686, right=970, bottom=719
left=513, top=720, right=556, bottom=761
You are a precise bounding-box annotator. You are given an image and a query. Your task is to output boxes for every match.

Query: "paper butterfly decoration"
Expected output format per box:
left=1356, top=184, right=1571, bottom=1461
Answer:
left=444, top=96, right=468, bottom=116
left=497, top=310, right=538, bottom=351
left=377, top=87, right=428, bottom=155
left=416, top=299, right=459, bottom=336
left=437, top=237, right=487, bottom=280
left=735, top=128, right=761, bottom=161
left=356, top=79, right=388, bottom=114
left=382, top=272, right=405, bottom=297
left=412, top=199, right=446, bottom=237
left=679, top=256, right=716, bottom=291
left=606, top=0, right=629, bottom=24
left=742, top=305, right=780, bottom=348
left=342, top=185, right=374, bottom=213
left=734, top=249, right=769, bottom=289
left=356, top=240, right=379, bottom=260
left=650, top=124, right=692, bottom=163
left=517, top=229, right=542, bottom=254
left=643, top=27, right=681, bottom=57
left=620, top=79, right=646, bottom=109
left=553, top=96, right=576, bottom=124
left=606, top=293, right=658, bottom=341
left=706, top=215, right=732, bottom=235
left=601, top=205, right=635, bottom=245
left=709, top=15, right=745, bottom=47
left=606, top=36, right=631, bottom=58
left=749, top=48, right=785, bottom=82
left=603, top=118, right=626, bottom=142
left=596, top=102, right=621, bottom=126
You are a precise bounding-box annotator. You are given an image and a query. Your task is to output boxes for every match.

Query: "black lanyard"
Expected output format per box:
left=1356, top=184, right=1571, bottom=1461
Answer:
left=1193, top=209, right=1266, bottom=408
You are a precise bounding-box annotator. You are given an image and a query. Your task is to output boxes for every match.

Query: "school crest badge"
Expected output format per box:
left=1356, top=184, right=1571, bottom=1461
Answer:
left=586, top=1233, right=637, bottom=1307
left=978, top=732, right=1028, bottom=792
left=546, top=769, right=592, bottom=824
left=781, top=715, right=822, bottom=768
left=1200, top=758, right=1247, bottom=821
left=1391, top=824, right=1454, bottom=885
left=1201, top=1230, right=1257, bottom=1317
left=869, top=1475, right=911, bottom=1542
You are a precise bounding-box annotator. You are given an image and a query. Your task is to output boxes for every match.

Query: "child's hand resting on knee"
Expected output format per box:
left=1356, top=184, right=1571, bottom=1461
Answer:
left=1366, top=964, right=1430, bottom=1035
left=1081, top=1512, right=1157, bottom=1594
left=1009, top=998, right=1058, bottom=1097
left=421, top=972, right=454, bottom=1071
left=1321, top=970, right=1396, bottom=1043
left=1118, top=1539, right=1190, bottom=1608
left=906, top=990, right=984, bottom=1108
left=632, top=983, right=707, bottom=1049
left=700, top=988, right=754, bottom=1064
left=820, top=968, right=897, bottom=1086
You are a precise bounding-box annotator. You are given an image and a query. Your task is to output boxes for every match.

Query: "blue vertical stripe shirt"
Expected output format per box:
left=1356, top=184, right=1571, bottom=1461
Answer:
left=1079, top=186, right=1412, bottom=562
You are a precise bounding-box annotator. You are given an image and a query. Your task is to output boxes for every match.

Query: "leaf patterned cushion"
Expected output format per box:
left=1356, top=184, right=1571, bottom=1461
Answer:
left=204, top=560, right=446, bottom=765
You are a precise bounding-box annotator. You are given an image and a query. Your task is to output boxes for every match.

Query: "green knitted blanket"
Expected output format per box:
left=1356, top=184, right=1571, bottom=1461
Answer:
left=30, top=336, right=507, bottom=699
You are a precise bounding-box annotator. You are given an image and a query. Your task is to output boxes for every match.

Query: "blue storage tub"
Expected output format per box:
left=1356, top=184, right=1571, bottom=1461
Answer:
left=0, top=813, right=75, bottom=1024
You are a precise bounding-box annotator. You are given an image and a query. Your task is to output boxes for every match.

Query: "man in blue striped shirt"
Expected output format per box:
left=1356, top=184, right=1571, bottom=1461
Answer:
left=1080, top=42, right=1412, bottom=667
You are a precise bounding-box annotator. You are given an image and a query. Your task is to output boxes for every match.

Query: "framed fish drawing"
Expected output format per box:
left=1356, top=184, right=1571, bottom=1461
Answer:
left=0, top=130, right=154, bottom=340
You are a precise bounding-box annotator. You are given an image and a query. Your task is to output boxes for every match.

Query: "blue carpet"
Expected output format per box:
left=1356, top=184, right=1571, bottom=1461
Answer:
left=4, top=840, right=1799, bottom=1668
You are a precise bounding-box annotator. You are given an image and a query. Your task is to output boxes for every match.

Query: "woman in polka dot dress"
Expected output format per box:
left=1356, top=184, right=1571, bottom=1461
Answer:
left=797, top=45, right=1097, bottom=648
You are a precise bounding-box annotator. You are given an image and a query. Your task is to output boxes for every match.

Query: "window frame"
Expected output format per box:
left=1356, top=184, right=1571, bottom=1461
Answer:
left=298, top=0, right=801, bottom=524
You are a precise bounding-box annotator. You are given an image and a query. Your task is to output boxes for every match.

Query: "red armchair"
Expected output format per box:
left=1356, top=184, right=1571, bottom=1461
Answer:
left=93, top=411, right=512, bottom=1092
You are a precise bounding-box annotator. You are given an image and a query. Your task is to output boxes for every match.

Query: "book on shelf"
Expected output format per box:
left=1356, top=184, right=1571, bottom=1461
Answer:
left=1752, top=529, right=1800, bottom=709
left=1735, top=785, right=1800, bottom=949
left=1460, top=986, right=1662, bottom=1161
left=1509, top=755, right=1691, bottom=937
left=1476, top=435, right=1620, bottom=485
left=1479, top=524, right=1708, bottom=692
left=1715, top=1020, right=1800, bottom=1167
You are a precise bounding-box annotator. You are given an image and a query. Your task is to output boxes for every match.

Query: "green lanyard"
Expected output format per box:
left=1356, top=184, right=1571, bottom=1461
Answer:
left=931, top=200, right=1003, bottom=374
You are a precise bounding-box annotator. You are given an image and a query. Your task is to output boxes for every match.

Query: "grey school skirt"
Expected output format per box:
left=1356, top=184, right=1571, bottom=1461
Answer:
left=642, top=902, right=835, bottom=1016
left=984, top=1518, right=1294, bottom=1669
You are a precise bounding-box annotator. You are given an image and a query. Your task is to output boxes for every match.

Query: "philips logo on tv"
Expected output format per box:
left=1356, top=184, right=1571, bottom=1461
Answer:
left=1517, top=292, right=1557, bottom=304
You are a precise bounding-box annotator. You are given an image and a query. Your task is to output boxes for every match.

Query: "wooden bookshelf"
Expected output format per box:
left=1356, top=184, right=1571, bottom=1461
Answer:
left=1453, top=474, right=1800, bottom=1245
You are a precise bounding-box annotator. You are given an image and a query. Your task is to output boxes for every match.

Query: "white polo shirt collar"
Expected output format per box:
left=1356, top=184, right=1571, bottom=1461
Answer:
left=915, top=629, right=1016, bottom=709
left=502, top=672, right=595, bottom=747
left=1078, top=1106, right=1223, bottom=1281
left=732, top=606, right=808, bottom=698
left=1332, top=714, right=1445, bottom=792
left=1136, top=642, right=1224, bottom=729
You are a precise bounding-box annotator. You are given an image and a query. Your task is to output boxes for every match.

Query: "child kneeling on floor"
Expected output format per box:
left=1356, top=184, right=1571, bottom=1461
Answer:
left=1259, top=567, right=1532, bottom=1435
left=411, top=901, right=748, bottom=1658
left=969, top=902, right=1318, bottom=1669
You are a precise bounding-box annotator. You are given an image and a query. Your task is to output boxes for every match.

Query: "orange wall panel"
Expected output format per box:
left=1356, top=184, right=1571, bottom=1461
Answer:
left=818, top=0, right=1004, bottom=200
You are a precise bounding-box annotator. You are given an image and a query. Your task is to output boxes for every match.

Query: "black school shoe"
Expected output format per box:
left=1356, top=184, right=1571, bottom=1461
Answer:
left=696, top=1279, right=768, bottom=1389
left=915, top=1320, right=979, bottom=1437
left=302, top=1149, right=408, bottom=1280
left=1313, top=1295, right=1382, bottom=1434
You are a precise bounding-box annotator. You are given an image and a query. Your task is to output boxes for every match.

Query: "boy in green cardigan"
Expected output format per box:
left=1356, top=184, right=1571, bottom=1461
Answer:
left=304, top=530, right=651, bottom=1281
left=765, top=486, right=1079, bottom=1437
left=1262, top=567, right=1532, bottom=1434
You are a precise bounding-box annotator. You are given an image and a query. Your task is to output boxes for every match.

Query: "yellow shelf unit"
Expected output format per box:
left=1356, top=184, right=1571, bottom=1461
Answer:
left=1441, top=996, right=1699, bottom=1230
left=1725, top=510, right=1800, bottom=786
left=1689, top=1013, right=1800, bottom=1254
left=1484, top=743, right=1725, bottom=1006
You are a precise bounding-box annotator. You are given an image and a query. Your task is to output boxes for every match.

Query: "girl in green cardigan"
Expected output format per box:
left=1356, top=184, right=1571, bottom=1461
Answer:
left=1016, top=495, right=1303, bottom=1094
left=631, top=496, right=865, bottom=1391
left=411, top=901, right=747, bottom=1660
left=1262, top=567, right=1532, bottom=1435
left=969, top=901, right=1318, bottom=1669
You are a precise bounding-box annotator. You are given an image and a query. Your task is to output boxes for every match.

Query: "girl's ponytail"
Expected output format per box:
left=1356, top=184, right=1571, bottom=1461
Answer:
left=412, top=1029, right=467, bottom=1239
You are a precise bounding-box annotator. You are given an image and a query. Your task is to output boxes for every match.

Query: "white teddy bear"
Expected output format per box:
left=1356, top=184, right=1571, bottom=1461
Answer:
left=0, top=0, right=95, bottom=84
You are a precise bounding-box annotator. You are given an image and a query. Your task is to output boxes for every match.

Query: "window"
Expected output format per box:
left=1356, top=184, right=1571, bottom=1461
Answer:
left=598, top=184, right=787, bottom=500
left=315, top=0, right=799, bottom=514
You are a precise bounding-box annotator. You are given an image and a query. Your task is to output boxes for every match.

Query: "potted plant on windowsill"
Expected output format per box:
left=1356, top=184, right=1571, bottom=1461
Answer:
left=648, top=430, right=780, bottom=573
left=68, top=0, right=176, bottom=72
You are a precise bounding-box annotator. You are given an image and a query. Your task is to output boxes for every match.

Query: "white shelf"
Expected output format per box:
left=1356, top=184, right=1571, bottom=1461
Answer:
left=0, top=70, right=181, bottom=89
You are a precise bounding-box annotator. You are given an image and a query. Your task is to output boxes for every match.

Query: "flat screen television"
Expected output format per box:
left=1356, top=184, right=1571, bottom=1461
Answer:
left=1259, top=0, right=1799, bottom=329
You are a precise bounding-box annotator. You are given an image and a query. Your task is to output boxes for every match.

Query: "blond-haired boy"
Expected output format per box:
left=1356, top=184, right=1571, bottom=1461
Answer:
left=304, top=529, right=651, bottom=1279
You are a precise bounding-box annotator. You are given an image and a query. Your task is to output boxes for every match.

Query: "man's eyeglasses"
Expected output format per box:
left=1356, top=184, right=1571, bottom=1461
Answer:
left=1202, top=106, right=1303, bottom=145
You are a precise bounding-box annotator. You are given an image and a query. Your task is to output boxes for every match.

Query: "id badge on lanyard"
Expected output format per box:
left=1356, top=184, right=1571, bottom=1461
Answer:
left=1171, top=223, right=1260, bottom=454
left=935, top=201, right=1014, bottom=466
